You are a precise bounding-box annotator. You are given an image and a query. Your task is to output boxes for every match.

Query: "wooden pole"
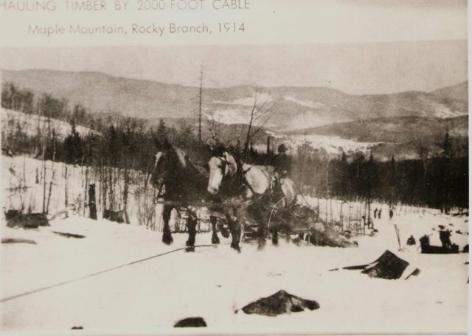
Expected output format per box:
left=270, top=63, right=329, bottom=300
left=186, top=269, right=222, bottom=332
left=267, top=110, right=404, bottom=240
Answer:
left=88, top=184, right=97, bottom=220
left=64, top=164, right=69, bottom=208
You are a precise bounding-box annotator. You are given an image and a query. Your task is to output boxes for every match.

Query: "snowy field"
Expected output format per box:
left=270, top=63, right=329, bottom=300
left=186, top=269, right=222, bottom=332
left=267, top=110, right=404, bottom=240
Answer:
left=1, top=108, right=95, bottom=139
left=0, top=204, right=468, bottom=334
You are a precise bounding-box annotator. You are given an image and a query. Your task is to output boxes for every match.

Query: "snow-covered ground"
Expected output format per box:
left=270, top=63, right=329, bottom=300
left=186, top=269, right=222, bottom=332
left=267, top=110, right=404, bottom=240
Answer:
left=0, top=203, right=468, bottom=334
left=286, top=134, right=378, bottom=156
left=1, top=108, right=96, bottom=139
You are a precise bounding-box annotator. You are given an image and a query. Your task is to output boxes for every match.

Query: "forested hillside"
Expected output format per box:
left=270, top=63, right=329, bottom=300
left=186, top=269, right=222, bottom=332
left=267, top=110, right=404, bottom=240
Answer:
left=1, top=81, right=468, bottom=211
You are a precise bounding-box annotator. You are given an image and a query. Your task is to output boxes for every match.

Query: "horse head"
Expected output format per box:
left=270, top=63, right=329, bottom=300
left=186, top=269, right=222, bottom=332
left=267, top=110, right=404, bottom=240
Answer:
left=207, top=151, right=238, bottom=195
left=152, top=151, right=167, bottom=185
left=152, top=143, right=187, bottom=187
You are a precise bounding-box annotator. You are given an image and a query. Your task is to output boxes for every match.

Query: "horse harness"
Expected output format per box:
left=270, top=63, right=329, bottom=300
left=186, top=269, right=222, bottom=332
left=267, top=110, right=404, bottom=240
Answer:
left=216, top=154, right=281, bottom=206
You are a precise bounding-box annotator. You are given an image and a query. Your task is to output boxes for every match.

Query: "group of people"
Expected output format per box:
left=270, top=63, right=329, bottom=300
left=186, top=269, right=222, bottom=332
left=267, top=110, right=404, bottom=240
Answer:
left=372, top=207, right=396, bottom=220
left=373, top=208, right=382, bottom=219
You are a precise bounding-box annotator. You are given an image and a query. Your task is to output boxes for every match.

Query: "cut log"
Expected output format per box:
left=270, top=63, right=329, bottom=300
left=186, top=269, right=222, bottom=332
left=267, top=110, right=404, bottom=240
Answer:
left=2, top=238, right=36, bottom=244
left=53, top=231, right=85, bottom=239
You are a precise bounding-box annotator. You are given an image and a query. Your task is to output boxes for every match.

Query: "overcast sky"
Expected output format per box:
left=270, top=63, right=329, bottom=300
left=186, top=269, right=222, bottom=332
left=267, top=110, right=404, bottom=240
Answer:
left=0, top=0, right=467, bottom=94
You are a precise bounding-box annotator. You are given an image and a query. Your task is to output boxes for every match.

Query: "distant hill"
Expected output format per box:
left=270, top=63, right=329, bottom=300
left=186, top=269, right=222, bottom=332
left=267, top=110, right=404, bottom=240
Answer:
left=1, top=69, right=199, bottom=120
left=287, top=115, right=468, bottom=159
left=2, top=69, right=468, bottom=160
left=430, top=81, right=468, bottom=103
left=287, top=116, right=468, bottom=142
left=2, top=69, right=468, bottom=133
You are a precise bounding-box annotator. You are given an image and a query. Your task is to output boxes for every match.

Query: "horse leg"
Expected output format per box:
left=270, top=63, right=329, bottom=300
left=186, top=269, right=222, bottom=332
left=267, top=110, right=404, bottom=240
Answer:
left=210, top=215, right=220, bottom=244
left=230, top=221, right=242, bottom=253
left=226, top=212, right=241, bottom=253
left=185, top=209, right=197, bottom=252
left=257, top=224, right=267, bottom=250
left=162, top=204, right=173, bottom=245
left=257, top=210, right=268, bottom=250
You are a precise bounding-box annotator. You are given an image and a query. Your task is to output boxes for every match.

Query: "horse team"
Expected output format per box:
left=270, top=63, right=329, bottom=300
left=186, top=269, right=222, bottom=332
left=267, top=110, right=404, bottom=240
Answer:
left=151, top=141, right=298, bottom=252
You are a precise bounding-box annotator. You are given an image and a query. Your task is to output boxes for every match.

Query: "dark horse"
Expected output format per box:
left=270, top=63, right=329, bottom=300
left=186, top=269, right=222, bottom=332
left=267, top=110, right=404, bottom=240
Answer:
left=150, top=141, right=227, bottom=250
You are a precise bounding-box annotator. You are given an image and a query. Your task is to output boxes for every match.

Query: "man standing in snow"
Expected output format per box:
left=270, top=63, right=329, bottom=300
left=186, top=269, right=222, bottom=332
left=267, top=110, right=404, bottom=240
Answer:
left=274, top=144, right=291, bottom=178
left=439, top=225, right=453, bottom=249
left=272, top=143, right=292, bottom=203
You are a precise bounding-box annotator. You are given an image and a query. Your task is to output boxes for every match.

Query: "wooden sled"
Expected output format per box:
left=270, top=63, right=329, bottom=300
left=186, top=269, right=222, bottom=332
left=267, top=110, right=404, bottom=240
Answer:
left=419, top=235, right=459, bottom=254
left=420, top=244, right=459, bottom=254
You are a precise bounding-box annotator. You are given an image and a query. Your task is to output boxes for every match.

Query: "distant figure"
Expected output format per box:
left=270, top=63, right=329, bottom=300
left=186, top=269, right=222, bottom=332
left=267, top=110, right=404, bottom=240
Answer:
left=439, top=227, right=452, bottom=249
left=373, top=208, right=378, bottom=219
left=272, top=143, right=292, bottom=200
left=389, top=208, right=394, bottom=219
left=274, top=144, right=291, bottom=178
left=378, top=209, right=382, bottom=219
left=419, top=235, right=431, bottom=250
left=368, top=216, right=374, bottom=229
left=406, top=235, right=416, bottom=246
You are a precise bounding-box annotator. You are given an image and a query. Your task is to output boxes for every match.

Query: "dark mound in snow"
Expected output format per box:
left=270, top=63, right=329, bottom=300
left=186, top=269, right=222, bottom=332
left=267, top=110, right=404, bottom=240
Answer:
left=406, top=235, right=416, bottom=245
left=308, top=223, right=356, bottom=248
left=342, top=250, right=417, bottom=280
left=174, top=317, right=207, bottom=327
left=5, top=211, right=49, bottom=229
left=362, top=250, right=409, bottom=279
left=261, top=204, right=356, bottom=248
left=241, top=290, right=320, bottom=316
left=103, top=209, right=127, bottom=223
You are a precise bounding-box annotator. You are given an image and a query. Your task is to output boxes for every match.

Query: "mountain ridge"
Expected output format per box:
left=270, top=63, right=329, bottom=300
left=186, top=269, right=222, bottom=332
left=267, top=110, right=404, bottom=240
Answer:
left=2, top=69, right=468, bottom=133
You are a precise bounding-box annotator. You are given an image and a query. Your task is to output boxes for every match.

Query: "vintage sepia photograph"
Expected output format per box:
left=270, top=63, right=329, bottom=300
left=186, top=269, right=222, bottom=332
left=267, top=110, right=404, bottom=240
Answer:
left=0, top=1, right=469, bottom=334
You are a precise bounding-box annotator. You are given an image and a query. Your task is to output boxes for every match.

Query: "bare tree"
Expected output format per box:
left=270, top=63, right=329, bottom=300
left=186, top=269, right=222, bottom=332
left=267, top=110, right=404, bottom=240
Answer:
left=206, top=113, right=220, bottom=143
left=46, top=130, right=57, bottom=213
left=243, top=91, right=273, bottom=158
left=417, top=143, right=430, bottom=179
left=198, top=68, right=204, bottom=143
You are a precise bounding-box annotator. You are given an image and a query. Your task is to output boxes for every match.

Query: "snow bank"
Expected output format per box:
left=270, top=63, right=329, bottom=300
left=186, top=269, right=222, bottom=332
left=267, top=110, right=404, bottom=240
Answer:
left=1, top=108, right=96, bottom=139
